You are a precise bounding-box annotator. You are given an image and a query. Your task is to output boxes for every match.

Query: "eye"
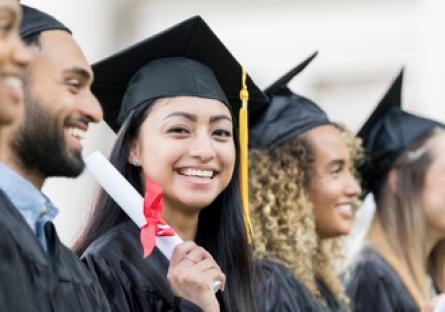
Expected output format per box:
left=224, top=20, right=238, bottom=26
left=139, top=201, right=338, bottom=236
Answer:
left=213, top=129, right=231, bottom=137
left=167, top=127, right=190, bottom=134
left=331, top=166, right=342, bottom=176
left=66, top=78, right=81, bottom=90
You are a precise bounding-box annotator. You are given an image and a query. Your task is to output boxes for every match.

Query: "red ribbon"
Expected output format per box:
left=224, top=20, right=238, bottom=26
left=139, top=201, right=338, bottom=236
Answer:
left=140, top=176, right=175, bottom=258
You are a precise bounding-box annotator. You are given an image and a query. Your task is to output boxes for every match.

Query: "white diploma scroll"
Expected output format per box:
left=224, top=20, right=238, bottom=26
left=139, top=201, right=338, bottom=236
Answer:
left=85, top=151, right=221, bottom=293
left=434, top=296, right=445, bottom=312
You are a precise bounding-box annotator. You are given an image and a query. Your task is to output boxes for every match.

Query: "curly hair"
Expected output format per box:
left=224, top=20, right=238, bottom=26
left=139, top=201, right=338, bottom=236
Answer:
left=249, top=122, right=365, bottom=307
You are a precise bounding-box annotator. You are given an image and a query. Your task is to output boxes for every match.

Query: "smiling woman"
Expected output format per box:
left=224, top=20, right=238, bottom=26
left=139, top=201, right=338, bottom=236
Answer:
left=0, top=0, right=30, bottom=126
left=248, top=53, right=364, bottom=312
left=71, top=16, right=286, bottom=312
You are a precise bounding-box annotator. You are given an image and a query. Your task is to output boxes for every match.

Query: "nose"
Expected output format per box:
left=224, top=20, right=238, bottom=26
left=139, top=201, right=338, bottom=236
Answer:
left=189, top=130, right=216, bottom=162
left=13, top=34, right=32, bottom=67
left=345, top=171, right=362, bottom=197
left=79, top=91, right=103, bottom=123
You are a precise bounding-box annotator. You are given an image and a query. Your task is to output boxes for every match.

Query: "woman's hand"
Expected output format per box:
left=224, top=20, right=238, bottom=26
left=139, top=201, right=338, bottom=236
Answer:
left=422, top=294, right=445, bottom=312
left=167, top=241, right=225, bottom=312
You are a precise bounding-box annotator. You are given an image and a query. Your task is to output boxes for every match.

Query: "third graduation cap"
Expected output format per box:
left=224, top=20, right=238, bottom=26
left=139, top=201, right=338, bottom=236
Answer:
left=91, top=16, right=269, bottom=132
left=249, top=52, right=331, bottom=149
left=358, top=69, right=443, bottom=196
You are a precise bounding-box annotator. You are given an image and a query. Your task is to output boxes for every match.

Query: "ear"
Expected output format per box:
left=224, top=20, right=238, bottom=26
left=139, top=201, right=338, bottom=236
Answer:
left=127, top=137, right=141, bottom=166
left=388, top=169, right=398, bottom=195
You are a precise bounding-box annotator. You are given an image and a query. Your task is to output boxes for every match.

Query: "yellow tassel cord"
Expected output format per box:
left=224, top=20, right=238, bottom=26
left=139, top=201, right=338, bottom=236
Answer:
left=239, top=66, right=253, bottom=244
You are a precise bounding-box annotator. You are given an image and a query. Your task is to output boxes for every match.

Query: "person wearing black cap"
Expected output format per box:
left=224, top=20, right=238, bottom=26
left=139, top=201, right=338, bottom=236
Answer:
left=0, top=5, right=110, bottom=312
left=343, top=70, right=445, bottom=312
left=248, top=52, right=364, bottom=311
left=71, top=16, right=305, bottom=312
left=0, top=0, right=31, bottom=127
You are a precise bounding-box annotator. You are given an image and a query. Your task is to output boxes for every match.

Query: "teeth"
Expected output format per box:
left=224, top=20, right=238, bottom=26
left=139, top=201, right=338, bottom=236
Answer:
left=179, top=168, right=214, bottom=179
left=336, top=205, right=352, bottom=212
left=3, top=76, right=23, bottom=91
left=66, top=127, right=86, bottom=140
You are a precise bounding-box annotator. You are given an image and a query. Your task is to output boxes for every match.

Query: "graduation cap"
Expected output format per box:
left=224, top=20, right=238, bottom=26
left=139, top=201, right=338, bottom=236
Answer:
left=91, top=15, right=269, bottom=133
left=20, top=5, right=71, bottom=39
left=357, top=69, right=442, bottom=196
left=249, top=52, right=331, bottom=149
left=91, top=15, right=268, bottom=243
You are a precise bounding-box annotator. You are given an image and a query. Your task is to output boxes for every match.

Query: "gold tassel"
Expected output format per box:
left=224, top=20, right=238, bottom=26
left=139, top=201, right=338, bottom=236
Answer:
left=239, top=66, right=253, bottom=244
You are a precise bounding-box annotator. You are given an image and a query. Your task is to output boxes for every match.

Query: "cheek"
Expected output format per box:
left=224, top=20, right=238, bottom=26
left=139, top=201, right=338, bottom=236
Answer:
left=140, top=137, right=183, bottom=185
left=309, top=179, right=341, bottom=210
left=216, top=143, right=236, bottom=182
left=423, top=175, right=445, bottom=222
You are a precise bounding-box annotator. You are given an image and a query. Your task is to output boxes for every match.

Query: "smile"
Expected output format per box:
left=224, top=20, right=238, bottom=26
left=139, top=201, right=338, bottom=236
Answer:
left=66, top=127, right=86, bottom=141
left=335, top=205, right=352, bottom=213
left=2, top=75, right=24, bottom=102
left=177, top=168, right=215, bottom=180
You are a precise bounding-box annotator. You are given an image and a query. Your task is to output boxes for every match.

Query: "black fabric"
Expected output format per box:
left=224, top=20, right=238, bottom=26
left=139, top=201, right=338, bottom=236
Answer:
left=249, top=52, right=330, bottom=149
left=20, top=5, right=71, bottom=39
left=357, top=69, right=442, bottom=196
left=91, top=15, right=269, bottom=133
left=344, top=248, right=418, bottom=312
left=81, top=221, right=204, bottom=312
left=0, top=190, right=110, bottom=312
left=254, top=259, right=348, bottom=312
left=82, top=221, right=312, bottom=312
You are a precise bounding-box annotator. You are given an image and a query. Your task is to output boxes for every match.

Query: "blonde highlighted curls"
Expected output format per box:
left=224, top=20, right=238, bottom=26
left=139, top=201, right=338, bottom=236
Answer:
left=249, top=122, right=365, bottom=307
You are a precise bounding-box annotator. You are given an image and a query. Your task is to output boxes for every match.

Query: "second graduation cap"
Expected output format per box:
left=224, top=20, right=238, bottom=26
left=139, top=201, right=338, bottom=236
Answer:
left=91, top=15, right=269, bottom=133
left=249, top=52, right=331, bottom=149
left=358, top=69, right=443, bottom=196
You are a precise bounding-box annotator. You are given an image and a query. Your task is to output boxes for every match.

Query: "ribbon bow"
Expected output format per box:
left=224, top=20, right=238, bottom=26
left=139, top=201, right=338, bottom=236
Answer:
left=140, top=177, right=175, bottom=258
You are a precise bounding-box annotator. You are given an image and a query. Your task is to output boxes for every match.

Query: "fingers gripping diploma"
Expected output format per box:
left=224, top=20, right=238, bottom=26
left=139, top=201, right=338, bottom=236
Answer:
left=168, top=242, right=226, bottom=312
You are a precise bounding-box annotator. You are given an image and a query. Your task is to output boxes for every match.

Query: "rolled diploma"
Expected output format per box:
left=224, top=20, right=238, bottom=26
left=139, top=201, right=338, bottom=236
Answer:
left=85, top=151, right=221, bottom=293
left=434, top=296, right=445, bottom=312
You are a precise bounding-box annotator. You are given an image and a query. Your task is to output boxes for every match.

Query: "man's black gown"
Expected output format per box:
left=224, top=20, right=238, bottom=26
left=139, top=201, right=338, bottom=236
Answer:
left=0, top=190, right=111, bottom=312
left=344, top=248, right=419, bottom=312
left=81, top=220, right=312, bottom=312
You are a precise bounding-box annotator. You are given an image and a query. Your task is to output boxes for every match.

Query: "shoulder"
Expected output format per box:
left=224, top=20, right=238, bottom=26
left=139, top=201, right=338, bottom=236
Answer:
left=254, top=259, right=313, bottom=312
left=82, top=221, right=142, bottom=259
left=343, top=248, right=413, bottom=312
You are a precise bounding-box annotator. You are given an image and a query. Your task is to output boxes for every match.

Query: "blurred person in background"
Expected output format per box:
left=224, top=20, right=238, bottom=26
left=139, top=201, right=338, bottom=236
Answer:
left=249, top=52, right=364, bottom=312
left=0, top=0, right=29, bottom=128
left=0, top=5, right=110, bottom=311
left=344, top=69, right=445, bottom=311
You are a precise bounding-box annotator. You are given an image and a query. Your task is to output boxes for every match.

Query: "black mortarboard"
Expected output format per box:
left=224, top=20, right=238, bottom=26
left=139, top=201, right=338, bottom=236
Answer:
left=20, top=5, right=71, bottom=39
left=91, top=15, right=269, bottom=133
left=358, top=69, right=442, bottom=196
left=249, top=52, right=331, bottom=149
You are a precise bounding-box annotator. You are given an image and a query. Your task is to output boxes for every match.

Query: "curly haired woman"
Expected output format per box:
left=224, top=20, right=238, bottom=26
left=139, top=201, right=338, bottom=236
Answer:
left=249, top=53, right=364, bottom=311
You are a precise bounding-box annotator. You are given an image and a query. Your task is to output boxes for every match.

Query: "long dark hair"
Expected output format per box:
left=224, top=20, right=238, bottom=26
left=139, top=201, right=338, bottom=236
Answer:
left=72, top=99, right=257, bottom=312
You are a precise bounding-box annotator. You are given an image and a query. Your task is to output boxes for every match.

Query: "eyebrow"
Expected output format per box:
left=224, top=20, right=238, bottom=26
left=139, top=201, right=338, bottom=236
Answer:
left=162, top=112, right=197, bottom=122
left=62, top=67, right=92, bottom=81
left=0, top=7, right=16, bottom=19
left=328, top=159, right=345, bottom=166
left=162, top=112, right=232, bottom=123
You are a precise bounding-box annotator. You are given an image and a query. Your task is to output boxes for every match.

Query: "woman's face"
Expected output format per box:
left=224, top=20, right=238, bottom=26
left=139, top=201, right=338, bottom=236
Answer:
left=422, top=132, right=445, bottom=238
left=306, top=125, right=361, bottom=239
left=129, top=96, right=236, bottom=213
left=0, top=0, right=31, bottom=126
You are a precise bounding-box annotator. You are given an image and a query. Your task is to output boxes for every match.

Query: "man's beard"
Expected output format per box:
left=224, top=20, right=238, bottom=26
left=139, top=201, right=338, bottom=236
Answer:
left=10, top=96, right=85, bottom=178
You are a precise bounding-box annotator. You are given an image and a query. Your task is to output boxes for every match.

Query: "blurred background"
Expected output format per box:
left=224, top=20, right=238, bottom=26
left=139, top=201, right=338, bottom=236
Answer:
left=20, top=0, right=445, bottom=246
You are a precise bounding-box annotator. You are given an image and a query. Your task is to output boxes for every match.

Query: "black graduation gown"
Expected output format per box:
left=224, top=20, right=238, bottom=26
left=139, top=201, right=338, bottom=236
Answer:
left=81, top=220, right=312, bottom=312
left=255, top=259, right=348, bottom=312
left=0, top=190, right=111, bottom=312
left=254, top=259, right=310, bottom=312
left=343, top=248, right=418, bottom=312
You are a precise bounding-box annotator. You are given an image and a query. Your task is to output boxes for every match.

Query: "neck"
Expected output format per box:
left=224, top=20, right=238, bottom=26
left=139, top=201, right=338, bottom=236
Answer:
left=425, top=229, right=444, bottom=258
left=0, top=133, right=45, bottom=190
left=162, top=200, right=200, bottom=242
